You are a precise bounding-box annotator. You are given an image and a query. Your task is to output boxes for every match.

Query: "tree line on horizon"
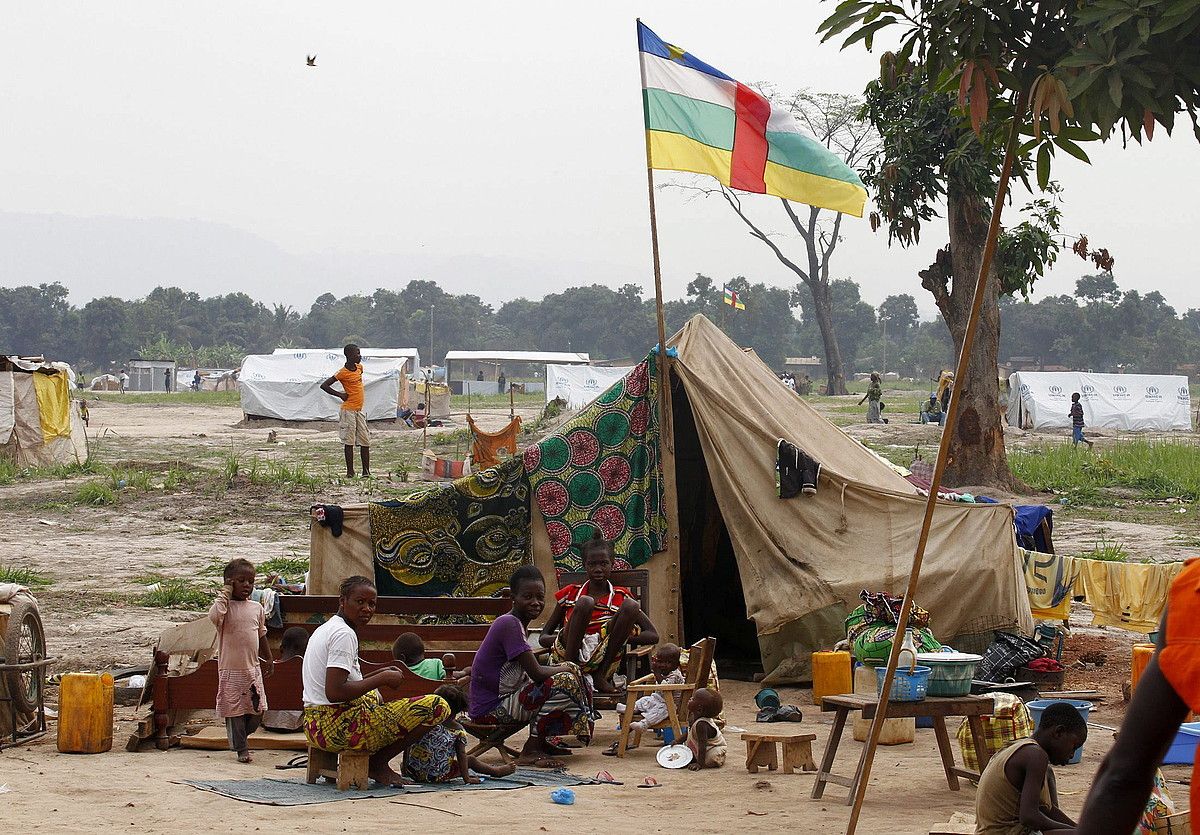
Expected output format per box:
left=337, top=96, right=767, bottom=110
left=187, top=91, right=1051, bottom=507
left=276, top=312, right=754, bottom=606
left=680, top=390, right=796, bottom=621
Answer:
left=0, top=273, right=1196, bottom=383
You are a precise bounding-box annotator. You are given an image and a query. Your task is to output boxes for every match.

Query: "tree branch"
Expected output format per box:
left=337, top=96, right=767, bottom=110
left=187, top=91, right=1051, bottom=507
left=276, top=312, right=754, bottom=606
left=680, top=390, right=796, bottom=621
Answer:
left=718, top=188, right=813, bottom=284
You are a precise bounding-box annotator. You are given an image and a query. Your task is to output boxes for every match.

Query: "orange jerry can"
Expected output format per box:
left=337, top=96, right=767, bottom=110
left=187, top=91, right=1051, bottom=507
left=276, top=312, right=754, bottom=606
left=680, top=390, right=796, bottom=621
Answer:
left=57, top=672, right=114, bottom=753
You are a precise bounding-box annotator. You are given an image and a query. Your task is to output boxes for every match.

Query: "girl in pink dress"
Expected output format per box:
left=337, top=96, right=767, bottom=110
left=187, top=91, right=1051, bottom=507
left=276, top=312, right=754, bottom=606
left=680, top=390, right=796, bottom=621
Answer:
left=208, top=558, right=274, bottom=762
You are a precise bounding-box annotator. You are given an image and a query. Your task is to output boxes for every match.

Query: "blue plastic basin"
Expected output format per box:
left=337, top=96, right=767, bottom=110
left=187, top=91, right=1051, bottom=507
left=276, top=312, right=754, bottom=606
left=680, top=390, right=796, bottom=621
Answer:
left=1026, top=699, right=1092, bottom=765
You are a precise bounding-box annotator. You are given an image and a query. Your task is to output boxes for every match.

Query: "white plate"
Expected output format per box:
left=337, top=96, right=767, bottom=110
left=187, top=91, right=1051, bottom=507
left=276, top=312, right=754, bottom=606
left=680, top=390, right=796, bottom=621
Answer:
left=656, top=744, right=693, bottom=769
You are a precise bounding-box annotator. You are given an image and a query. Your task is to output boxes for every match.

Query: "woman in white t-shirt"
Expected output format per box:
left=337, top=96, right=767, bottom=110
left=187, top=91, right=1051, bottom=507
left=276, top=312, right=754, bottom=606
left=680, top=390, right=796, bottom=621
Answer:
left=301, top=575, right=450, bottom=787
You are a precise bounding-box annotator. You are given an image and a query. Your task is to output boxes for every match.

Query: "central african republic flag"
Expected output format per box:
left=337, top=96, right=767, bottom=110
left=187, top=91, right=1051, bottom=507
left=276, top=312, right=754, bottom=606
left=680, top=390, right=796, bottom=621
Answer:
left=638, top=21, right=867, bottom=217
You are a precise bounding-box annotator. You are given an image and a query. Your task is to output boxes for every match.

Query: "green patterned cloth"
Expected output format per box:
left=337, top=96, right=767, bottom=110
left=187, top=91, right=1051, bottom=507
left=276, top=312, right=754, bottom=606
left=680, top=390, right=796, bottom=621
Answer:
left=370, top=458, right=531, bottom=599
left=523, top=358, right=667, bottom=571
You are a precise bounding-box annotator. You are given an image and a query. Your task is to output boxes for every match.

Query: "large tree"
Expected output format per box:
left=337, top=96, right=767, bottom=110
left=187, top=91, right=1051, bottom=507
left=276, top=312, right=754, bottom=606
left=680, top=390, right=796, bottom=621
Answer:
left=816, top=0, right=1197, bottom=487
left=667, top=91, right=879, bottom=394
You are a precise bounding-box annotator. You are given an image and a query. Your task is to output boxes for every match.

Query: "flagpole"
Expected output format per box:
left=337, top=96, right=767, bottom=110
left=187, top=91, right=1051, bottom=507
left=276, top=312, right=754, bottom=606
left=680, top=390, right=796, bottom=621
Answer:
left=637, top=18, right=683, bottom=644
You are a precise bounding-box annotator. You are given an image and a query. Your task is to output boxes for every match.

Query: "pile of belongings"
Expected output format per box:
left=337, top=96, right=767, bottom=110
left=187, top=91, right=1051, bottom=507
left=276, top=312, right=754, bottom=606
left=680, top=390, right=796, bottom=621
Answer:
left=975, top=631, right=1046, bottom=683
left=845, top=590, right=942, bottom=662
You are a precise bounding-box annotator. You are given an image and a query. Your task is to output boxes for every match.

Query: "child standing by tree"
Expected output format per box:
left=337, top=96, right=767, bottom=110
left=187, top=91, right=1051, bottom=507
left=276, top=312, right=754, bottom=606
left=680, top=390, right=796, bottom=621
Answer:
left=1069, top=392, right=1094, bottom=449
left=320, top=344, right=370, bottom=478
left=208, top=558, right=274, bottom=763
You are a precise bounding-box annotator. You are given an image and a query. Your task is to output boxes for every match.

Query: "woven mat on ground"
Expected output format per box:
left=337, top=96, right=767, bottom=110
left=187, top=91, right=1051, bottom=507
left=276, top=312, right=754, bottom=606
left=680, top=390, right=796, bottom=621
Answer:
left=370, top=457, right=530, bottom=600
left=178, top=769, right=595, bottom=805
left=523, top=357, right=666, bottom=572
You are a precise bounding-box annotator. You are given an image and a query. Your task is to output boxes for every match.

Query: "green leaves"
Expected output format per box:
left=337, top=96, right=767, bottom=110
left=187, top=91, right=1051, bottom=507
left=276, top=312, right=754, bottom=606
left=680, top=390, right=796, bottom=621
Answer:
left=1036, top=143, right=1052, bottom=190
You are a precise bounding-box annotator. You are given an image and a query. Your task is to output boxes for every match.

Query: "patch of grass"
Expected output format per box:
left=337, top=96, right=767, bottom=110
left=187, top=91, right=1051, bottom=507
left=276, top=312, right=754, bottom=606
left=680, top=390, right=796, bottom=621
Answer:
left=1080, top=535, right=1130, bottom=562
left=74, top=480, right=118, bottom=506
left=138, top=578, right=213, bottom=610
left=257, top=556, right=310, bottom=577
left=0, top=458, right=15, bottom=485
left=0, top=564, right=52, bottom=588
left=109, top=466, right=154, bottom=491
left=451, top=392, right=543, bottom=410
left=1011, top=440, right=1200, bottom=502
left=241, top=457, right=326, bottom=492
left=92, top=390, right=240, bottom=406
left=222, top=448, right=240, bottom=487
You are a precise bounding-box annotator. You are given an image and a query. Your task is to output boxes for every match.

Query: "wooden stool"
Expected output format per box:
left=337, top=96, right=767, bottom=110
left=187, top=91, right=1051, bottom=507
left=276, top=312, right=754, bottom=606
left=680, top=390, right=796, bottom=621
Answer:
left=741, top=732, right=817, bottom=774
left=305, top=745, right=371, bottom=791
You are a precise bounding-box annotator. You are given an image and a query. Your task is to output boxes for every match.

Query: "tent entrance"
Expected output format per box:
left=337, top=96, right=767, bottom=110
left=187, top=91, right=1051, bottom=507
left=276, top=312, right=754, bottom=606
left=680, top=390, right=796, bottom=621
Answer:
left=672, top=373, right=762, bottom=680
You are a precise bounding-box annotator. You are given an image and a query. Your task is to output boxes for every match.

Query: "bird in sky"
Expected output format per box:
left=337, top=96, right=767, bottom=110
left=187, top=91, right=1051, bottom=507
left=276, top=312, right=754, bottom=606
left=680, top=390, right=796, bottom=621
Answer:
left=306, top=54, right=317, bottom=67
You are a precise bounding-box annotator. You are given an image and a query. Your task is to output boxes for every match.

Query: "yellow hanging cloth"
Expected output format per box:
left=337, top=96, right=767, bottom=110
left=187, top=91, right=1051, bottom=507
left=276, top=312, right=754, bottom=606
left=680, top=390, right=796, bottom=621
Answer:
left=467, top=415, right=521, bottom=469
left=1021, top=549, right=1077, bottom=620
left=1076, top=558, right=1183, bottom=633
left=32, top=370, right=72, bottom=440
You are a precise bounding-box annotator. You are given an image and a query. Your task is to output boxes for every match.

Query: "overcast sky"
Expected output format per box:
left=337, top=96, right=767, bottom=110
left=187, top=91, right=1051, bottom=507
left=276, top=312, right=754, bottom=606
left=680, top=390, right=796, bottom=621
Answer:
left=5, top=2, right=1199, bottom=317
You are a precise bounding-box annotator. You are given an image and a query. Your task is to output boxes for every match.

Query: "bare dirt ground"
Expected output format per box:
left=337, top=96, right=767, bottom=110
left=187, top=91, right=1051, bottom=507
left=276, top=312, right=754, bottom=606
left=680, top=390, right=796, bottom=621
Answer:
left=9, top=678, right=1186, bottom=835
left=2, top=394, right=1195, bottom=832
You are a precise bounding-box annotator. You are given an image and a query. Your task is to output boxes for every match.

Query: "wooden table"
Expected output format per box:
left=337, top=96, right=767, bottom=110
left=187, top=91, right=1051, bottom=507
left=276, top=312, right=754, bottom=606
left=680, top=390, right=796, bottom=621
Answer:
left=810, top=693, right=995, bottom=805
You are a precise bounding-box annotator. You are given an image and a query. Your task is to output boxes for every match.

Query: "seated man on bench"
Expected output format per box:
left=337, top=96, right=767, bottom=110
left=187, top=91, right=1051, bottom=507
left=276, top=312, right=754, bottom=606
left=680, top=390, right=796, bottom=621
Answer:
left=539, top=533, right=658, bottom=693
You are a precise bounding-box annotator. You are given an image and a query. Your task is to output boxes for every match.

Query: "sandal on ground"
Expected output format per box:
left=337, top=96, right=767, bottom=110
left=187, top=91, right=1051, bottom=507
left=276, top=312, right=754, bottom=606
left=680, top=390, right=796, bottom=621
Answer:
left=637, top=776, right=661, bottom=788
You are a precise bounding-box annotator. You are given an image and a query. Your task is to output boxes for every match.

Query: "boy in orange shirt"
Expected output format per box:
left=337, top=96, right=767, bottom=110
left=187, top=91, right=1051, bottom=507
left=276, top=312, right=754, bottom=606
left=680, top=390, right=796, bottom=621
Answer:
left=321, top=344, right=370, bottom=478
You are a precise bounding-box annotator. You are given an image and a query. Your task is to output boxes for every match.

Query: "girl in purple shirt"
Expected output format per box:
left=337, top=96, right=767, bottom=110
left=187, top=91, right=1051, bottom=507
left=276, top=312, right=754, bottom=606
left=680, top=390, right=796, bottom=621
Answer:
left=468, top=565, right=594, bottom=768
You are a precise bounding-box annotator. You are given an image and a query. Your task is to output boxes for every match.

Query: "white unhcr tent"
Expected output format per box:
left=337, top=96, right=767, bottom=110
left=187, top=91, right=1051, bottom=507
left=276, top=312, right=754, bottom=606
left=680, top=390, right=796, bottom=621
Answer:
left=545, top=363, right=635, bottom=409
left=240, top=352, right=407, bottom=421
left=273, top=347, right=421, bottom=370
left=1007, top=372, right=1192, bottom=432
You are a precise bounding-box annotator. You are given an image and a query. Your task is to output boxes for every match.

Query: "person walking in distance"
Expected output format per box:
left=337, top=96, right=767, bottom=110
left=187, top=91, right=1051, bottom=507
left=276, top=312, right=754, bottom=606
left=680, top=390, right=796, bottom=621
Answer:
left=321, top=344, right=371, bottom=478
left=1069, top=392, right=1093, bottom=449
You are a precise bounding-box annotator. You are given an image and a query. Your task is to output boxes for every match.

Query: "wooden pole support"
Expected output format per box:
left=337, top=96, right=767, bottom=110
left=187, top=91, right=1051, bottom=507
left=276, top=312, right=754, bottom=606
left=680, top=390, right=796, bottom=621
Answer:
left=845, top=88, right=1031, bottom=835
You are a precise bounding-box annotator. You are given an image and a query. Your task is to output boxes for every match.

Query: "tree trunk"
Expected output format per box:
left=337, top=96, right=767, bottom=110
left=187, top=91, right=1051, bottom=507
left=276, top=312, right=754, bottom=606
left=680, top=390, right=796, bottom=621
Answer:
left=923, top=182, right=1022, bottom=490
left=807, top=279, right=849, bottom=395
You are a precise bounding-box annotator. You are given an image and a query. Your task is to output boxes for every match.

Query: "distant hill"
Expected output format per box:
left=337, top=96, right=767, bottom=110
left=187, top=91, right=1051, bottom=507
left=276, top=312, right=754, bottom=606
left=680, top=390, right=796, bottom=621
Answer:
left=0, top=211, right=632, bottom=306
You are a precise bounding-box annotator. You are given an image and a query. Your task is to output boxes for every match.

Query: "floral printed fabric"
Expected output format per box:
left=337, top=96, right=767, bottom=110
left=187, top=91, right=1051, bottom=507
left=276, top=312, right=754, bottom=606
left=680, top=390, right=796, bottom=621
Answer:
left=370, top=458, right=531, bottom=600
left=524, top=358, right=667, bottom=572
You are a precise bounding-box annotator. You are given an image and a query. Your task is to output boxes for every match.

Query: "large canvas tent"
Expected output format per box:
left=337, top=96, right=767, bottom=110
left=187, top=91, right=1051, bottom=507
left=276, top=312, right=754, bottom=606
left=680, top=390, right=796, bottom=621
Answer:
left=1, top=357, right=88, bottom=468
left=309, top=316, right=1031, bottom=681
left=1007, top=371, right=1192, bottom=432
left=239, top=352, right=407, bottom=421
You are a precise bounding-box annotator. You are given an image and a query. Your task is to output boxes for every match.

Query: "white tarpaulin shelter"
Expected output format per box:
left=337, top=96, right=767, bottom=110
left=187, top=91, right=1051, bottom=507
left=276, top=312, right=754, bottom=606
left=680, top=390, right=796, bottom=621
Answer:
left=545, top=363, right=635, bottom=409
left=274, top=347, right=421, bottom=370
left=240, top=352, right=407, bottom=421
left=1, top=357, right=88, bottom=468
left=1007, top=371, right=1192, bottom=432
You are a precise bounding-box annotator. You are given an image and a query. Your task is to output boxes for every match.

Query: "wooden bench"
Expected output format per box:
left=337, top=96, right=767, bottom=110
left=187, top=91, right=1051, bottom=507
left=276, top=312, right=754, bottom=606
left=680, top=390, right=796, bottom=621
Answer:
left=307, top=746, right=370, bottom=791
left=742, top=731, right=817, bottom=774
left=150, top=594, right=509, bottom=749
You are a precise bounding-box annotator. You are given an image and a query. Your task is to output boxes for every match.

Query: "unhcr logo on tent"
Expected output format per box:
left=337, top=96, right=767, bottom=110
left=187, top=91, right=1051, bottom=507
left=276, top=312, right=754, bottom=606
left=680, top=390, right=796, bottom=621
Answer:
left=1081, top=384, right=1096, bottom=398
left=1047, top=384, right=1065, bottom=398
left=1146, top=385, right=1162, bottom=401
left=1181, top=386, right=1192, bottom=403
left=1112, top=384, right=1130, bottom=400
left=583, top=376, right=601, bottom=390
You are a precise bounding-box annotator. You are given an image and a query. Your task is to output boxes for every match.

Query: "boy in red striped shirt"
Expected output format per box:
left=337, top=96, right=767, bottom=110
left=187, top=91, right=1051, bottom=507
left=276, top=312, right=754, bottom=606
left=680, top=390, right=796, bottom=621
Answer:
left=539, top=533, right=659, bottom=693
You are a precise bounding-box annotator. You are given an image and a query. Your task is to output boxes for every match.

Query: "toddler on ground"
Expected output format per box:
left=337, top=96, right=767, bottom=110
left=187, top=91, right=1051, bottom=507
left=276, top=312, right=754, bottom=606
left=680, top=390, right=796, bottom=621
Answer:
left=403, top=684, right=517, bottom=784
left=686, top=688, right=726, bottom=770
